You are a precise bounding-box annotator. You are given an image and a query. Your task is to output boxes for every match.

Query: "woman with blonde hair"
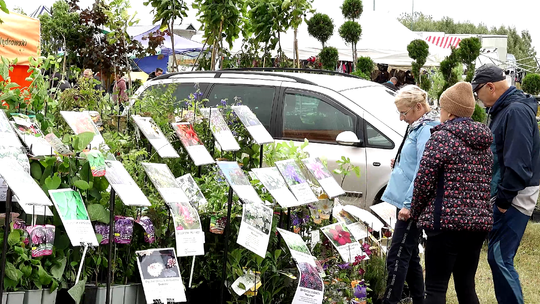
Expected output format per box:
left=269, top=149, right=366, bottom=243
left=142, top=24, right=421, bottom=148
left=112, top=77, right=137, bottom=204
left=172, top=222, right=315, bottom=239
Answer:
left=381, top=85, right=439, bottom=304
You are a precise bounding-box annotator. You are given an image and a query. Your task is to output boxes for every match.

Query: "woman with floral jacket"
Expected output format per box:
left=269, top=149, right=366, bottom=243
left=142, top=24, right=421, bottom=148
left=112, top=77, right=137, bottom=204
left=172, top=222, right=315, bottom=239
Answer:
left=410, top=82, right=493, bottom=304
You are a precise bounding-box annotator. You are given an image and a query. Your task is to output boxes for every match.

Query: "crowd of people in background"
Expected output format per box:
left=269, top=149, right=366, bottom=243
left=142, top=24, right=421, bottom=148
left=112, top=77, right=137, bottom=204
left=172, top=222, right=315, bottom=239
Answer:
left=382, top=64, right=540, bottom=304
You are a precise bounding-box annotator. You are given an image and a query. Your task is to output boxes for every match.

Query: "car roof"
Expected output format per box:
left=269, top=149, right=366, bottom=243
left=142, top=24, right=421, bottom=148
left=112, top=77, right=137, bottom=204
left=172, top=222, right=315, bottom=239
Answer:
left=151, top=68, right=387, bottom=93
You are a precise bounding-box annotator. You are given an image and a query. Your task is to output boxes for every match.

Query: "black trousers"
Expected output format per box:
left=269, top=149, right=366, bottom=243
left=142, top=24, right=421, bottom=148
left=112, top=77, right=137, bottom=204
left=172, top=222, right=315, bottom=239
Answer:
left=424, top=231, right=487, bottom=304
left=383, top=214, right=424, bottom=304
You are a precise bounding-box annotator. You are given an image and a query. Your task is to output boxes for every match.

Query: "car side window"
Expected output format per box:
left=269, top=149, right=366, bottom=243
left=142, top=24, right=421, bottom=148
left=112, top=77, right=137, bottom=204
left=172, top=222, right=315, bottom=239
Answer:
left=282, top=92, right=355, bottom=143
left=207, top=84, right=275, bottom=130
left=366, top=122, right=394, bottom=148
left=143, top=83, right=208, bottom=107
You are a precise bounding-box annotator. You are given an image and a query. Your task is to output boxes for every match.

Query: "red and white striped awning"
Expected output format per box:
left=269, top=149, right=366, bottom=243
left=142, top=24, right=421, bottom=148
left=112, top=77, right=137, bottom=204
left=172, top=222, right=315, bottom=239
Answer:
left=425, top=36, right=462, bottom=49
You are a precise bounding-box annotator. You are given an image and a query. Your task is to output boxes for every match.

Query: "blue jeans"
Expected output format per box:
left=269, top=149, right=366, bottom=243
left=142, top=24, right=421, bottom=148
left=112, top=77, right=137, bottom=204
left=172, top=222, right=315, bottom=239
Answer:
left=487, top=205, right=530, bottom=304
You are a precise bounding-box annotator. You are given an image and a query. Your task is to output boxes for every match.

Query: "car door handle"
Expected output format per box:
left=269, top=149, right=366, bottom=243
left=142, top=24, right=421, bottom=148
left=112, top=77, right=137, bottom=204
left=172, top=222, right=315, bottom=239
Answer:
left=373, top=162, right=381, bottom=167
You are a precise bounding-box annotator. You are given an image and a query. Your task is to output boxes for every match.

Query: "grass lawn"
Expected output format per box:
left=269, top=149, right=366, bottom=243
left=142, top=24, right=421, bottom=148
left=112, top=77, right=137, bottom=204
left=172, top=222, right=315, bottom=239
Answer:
left=445, top=221, right=540, bottom=304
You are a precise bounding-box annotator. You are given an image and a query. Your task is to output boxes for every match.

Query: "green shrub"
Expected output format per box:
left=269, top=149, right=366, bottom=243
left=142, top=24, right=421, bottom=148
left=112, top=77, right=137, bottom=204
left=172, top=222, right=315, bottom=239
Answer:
left=341, top=0, right=363, bottom=20
left=522, top=73, right=540, bottom=95
left=319, top=46, right=339, bottom=70
left=472, top=103, right=487, bottom=123
left=356, top=56, right=374, bottom=77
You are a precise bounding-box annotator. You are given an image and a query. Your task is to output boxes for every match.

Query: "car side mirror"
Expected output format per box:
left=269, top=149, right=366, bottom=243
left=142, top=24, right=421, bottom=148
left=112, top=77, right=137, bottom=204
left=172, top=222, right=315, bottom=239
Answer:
left=336, top=131, right=361, bottom=146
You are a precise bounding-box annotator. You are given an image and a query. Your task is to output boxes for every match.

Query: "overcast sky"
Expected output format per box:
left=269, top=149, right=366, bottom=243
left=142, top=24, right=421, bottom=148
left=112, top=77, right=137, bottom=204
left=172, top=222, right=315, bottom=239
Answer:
left=12, top=0, right=540, bottom=57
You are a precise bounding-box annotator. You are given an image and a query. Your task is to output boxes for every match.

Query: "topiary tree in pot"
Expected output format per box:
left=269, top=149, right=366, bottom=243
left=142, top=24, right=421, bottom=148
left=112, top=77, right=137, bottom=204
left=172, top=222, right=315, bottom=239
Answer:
left=307, top=13, right=334, bottom=48
left=339, top=0, right=363, bottom=70
left=407, top=39, right=429, bottom=89
left=351, top=56, right=374, bottom=80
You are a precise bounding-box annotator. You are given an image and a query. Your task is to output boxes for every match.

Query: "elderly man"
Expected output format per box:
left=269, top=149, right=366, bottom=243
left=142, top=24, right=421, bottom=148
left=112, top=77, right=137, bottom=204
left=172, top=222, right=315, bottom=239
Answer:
left=472, top=64, right=540, bottom=304
left=383, top=77, right=398, bottom=91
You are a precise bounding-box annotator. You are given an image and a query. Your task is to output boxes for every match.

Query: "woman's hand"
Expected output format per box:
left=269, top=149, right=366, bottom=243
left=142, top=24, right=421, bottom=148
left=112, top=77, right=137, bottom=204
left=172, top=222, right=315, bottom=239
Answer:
left=398, top=207, right=411, bottom=221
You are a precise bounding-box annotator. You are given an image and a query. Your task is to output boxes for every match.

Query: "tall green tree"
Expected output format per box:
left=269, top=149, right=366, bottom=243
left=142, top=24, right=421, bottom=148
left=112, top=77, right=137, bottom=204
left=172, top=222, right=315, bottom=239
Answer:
left=282, top=0, right=313, bottom=68
left=193, top=0, right=247, bottom=70
left=398, top=12, right=537, bottom=72
left=339, top=0, right=363, bottom=69
left=248, top=0, right=290, bottom=67
left=407, top=39, right=429, bottom=90
left=306, top=13, right=334, bottom=48
left=143, top=0, right=188, bottom=72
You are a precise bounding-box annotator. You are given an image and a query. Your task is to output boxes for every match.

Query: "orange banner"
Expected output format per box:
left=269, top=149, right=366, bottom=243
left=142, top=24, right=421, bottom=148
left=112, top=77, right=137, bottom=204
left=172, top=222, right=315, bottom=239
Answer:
left=0, top=11, right=40, bottom=65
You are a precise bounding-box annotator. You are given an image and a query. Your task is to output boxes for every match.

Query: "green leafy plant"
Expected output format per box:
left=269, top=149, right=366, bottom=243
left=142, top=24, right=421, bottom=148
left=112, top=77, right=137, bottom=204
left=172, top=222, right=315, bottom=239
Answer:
left=522, top=73, right=540, bottom=95
left=333, top=156, right=361, bottom=187
left=355, top=56, right=374, bottom=79
left=319, top=46, right=339, bottom=71
left=407, top=39, right=429, bottom=89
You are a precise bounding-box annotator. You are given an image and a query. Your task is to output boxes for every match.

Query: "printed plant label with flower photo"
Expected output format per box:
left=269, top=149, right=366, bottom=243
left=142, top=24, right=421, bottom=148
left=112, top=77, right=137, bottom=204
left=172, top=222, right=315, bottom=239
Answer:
left=170, top=201, right=205, bottom=257
left=0, top=157, right=54, bottom=216
left=176, top=173, right=208, bottom=210
left=132, top=115, right=179, bottom=158
left=114, top=216, right=134, bottom=244
left=275, top=160, right=317, bottom=204
left=142, top=162, right=190, bottom=204
left=10, top=113, right=54, bottom=156
left=171, top=122, right=214, bottom=166
left=342, top=205, right=385, bottom=233
left=302, top=157, right=345, bottom=198
left=292, top=262, right=324, bottom=304
left=252, top=167, right=303, bottom=208
left=237, top=201, right=273, bottom=258
left=320, top=223, right=364, bottom=263
left=26, top=224, right=55, bottom=257
left=44, top=133, right=73, bottom=156
left=136, top=248, right=187, bottom=303
left=200, top=108, right=240, bottom=151
left=333, top=204, right=369, bottom=241
left=85, top=150, right=106, bottom=177
left=231, top=105, right=273, bottom=145
left=60, top=111, right=108, bottom=151
left=135, top=216, right=156, bottom=244
left=217, top=161, right=264, bottom=205
left=49, top=189, right=99, bottom=246
left=277, top=228, right=319, bottom=269
left=105, top=160, right=151, bottom=207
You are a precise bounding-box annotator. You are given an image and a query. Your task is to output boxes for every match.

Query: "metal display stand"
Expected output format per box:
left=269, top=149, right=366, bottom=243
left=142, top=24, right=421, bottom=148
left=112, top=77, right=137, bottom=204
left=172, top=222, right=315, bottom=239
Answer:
left=105, top=188, right=116, bottom=304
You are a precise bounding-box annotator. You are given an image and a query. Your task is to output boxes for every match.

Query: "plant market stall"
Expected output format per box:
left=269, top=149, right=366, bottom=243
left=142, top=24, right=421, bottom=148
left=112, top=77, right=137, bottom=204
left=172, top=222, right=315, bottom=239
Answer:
left=0, top=57, right=396, bottom=304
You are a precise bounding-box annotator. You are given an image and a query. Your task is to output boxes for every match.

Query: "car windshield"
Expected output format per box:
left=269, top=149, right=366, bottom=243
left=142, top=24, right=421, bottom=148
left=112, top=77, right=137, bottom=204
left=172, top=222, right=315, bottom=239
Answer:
left=340, top=86, right=406, bottom=134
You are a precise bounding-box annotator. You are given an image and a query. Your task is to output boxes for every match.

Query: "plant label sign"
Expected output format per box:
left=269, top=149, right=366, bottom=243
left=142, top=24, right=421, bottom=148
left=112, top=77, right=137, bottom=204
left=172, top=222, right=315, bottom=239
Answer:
left=176, top=173, right=208, bottom=211
left=275, top=160, right=318, bottom=204
left=104, top=160, right=151, bottom=207
left=320, top=223, right=364, bottom=263
left=231, top=105, right=273, bottom=145
left=10, top=113, right=54, bottom=156
left=49, top=189, right=99, bottom=246
left=0, top=109, right=23, bottom=149
left=60, top=111, right=108, bottom=151
left=141, top=162, right=189, bottom=204
left=252, top=168, right=303, bottom=208
left=237, top=201, right=273, bottom=258
left=370, top=201, right=397, bottom=229
left=171, top=122, right=214, bottom=166
left=200, top=108, right=240, bottom=151
left=342, top=205, right=385, bottom=233
left=0, top=157, right=53, bottom=216
left=292, top=262, right=324, bottom=304
left=44, top=133, right=72, bottom=156
left=132, top=115, right=179, bottom=158
left=302, top=157, right=345, bottom=198
left=333, top=204, right=369, bottom=241
left=170, top=201, right=205, bottom=257
left=277, top=228, right=319, bottom=268
left=217, top=161, right=264, bottom=205
left=136, top=248, right=187, bottom=303
left=231, top=270, right=261, bottom=296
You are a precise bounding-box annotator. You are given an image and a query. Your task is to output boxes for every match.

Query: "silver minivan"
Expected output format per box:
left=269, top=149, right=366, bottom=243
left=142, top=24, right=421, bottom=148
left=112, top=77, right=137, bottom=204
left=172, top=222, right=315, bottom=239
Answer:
left=130, top=70, right=407, bottom=207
